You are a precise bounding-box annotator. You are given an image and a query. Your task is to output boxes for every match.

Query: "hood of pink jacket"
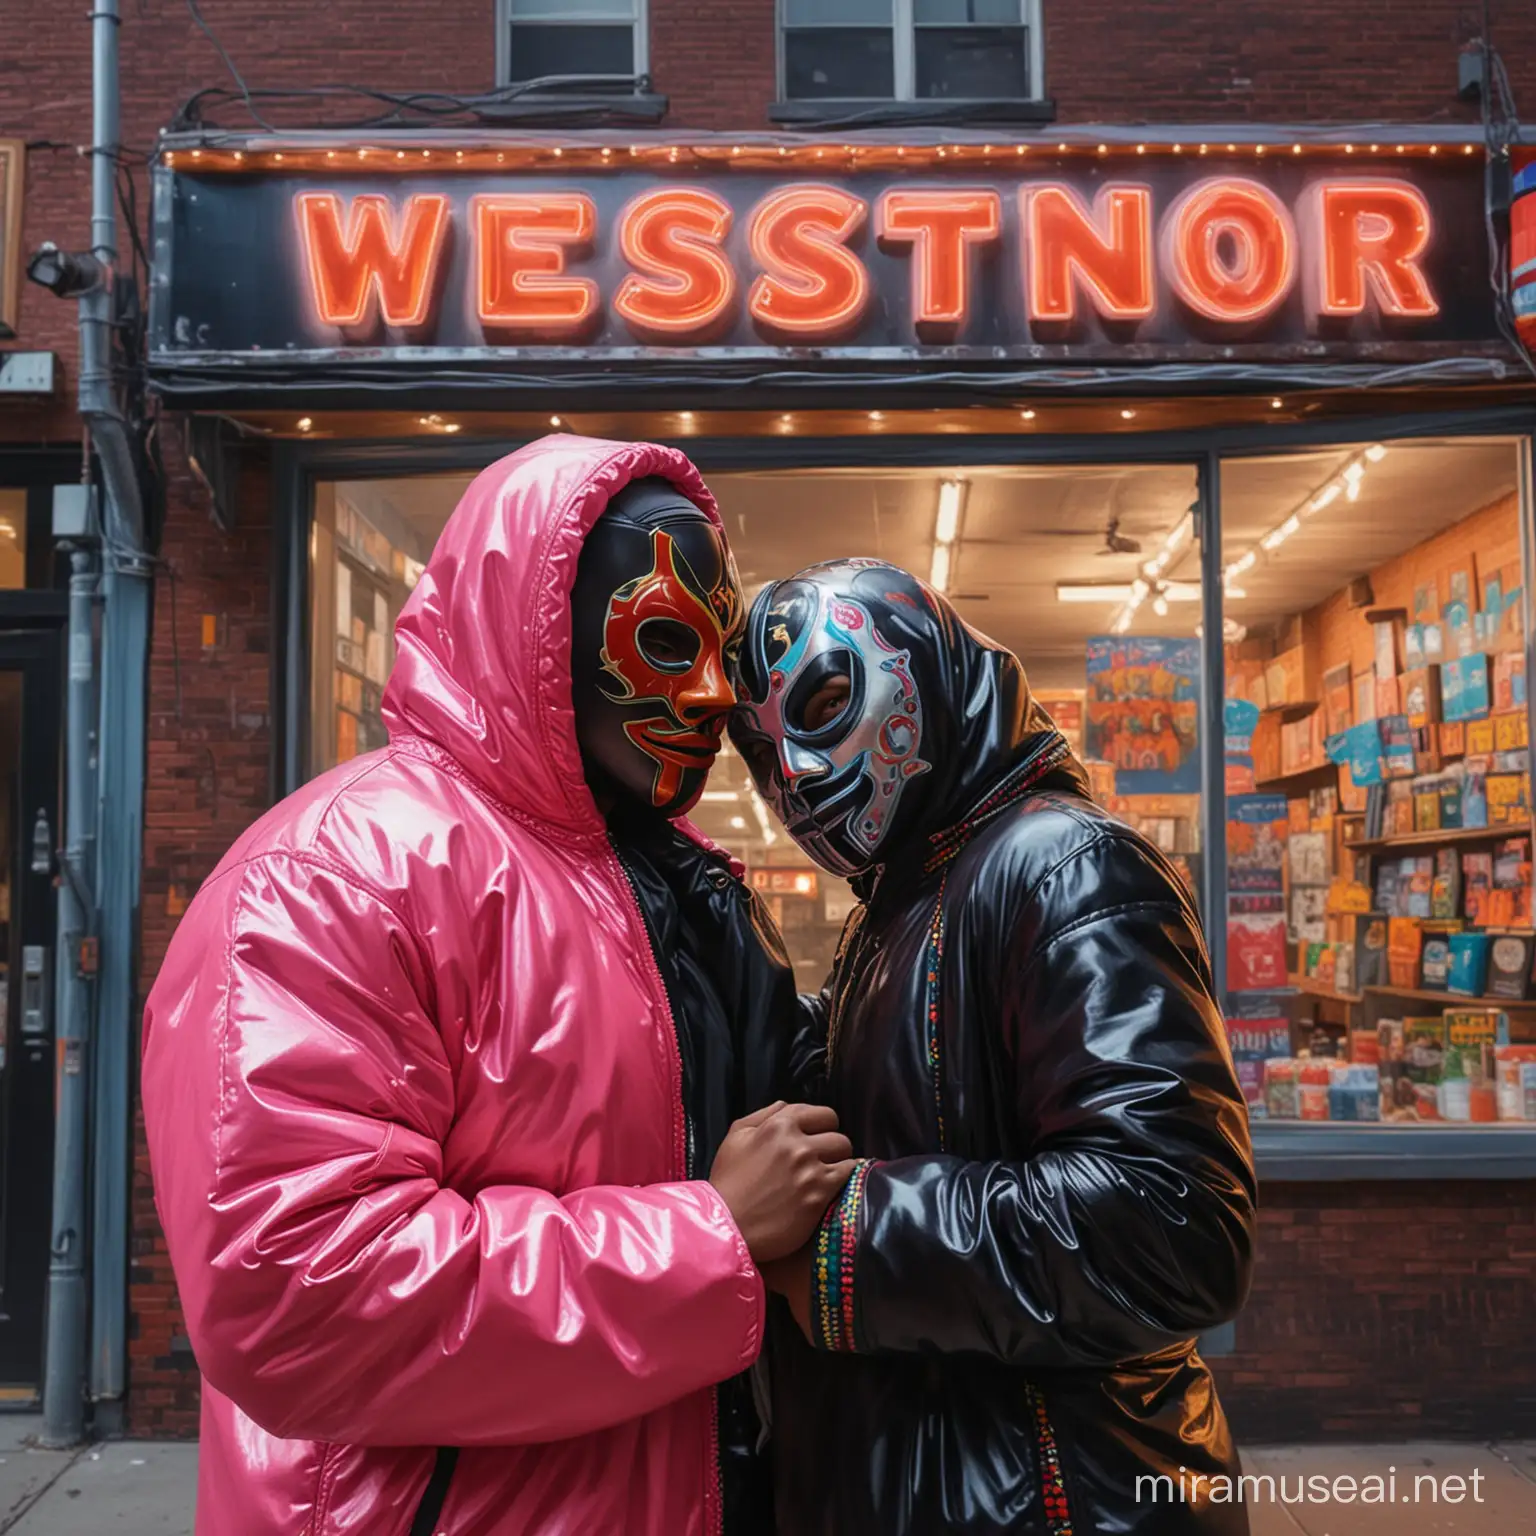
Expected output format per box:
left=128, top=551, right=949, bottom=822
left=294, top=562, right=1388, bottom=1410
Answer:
left=382, top=433, right=725, bottom=831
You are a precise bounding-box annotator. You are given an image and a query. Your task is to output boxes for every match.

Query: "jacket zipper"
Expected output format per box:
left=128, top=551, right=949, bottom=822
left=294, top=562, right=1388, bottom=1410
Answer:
left=606, top=838, right=721, bottom=1535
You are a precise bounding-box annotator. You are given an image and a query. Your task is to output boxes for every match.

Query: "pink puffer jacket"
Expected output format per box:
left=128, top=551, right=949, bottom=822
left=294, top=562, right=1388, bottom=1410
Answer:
left=142, top=436, right=765, bottom=1535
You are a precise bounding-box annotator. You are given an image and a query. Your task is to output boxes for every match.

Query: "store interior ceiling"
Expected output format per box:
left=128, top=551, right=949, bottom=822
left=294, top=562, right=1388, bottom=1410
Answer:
left=343, top=436, right=1521, bottom=868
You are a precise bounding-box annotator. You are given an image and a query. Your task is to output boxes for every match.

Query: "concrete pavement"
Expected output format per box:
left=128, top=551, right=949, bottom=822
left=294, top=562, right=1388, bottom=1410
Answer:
left=0, top=1416, right=1532, bottom=1533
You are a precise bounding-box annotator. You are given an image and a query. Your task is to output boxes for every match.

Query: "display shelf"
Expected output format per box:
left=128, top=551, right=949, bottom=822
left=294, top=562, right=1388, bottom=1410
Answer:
left=1254, top=761, right=1337, bottom=792
left=1293, top=975, right=1363, bottom=1005
left=1261, top=700, right=1321, bottom=722
left=1346, top=824, right=1532, bottom=854
left=1361, top=983, right=1536, bottom=1008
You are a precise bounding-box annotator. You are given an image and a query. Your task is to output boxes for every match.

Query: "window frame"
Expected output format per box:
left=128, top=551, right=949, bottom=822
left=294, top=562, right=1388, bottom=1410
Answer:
left=494, top=0, right=650, bottom=93
left=776, top=0, right=1046, bottom=106
left=273, top=405, right=1536, bottom=1181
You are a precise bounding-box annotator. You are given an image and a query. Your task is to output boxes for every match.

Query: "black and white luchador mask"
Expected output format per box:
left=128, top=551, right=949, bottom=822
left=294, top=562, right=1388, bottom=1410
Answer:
left=730, top=561, right=933, bottom=876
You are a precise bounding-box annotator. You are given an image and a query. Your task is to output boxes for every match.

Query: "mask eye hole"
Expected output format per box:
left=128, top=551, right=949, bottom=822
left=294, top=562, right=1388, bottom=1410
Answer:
left=801, top=676, right=852, bottom=734
left=787, top=650, right=855, bottom=737
left=636, top=618, right=700, bottom=672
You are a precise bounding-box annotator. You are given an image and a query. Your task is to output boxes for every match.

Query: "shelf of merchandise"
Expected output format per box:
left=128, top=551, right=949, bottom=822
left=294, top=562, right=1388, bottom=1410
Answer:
left=1361, top=983, right=1536, bottom=1008
left=1254, top=761, right=1338, bottom=793
left=1260, top=700, right=1320, bottom=722
left=1346, top=823, right=1532, bottom=854
left=1293, top=975, right=1363, bottom=1006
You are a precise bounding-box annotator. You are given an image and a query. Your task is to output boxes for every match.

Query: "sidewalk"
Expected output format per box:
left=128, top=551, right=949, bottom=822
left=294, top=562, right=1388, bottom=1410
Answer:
left=0, top=1415, right=1532, bottom=1533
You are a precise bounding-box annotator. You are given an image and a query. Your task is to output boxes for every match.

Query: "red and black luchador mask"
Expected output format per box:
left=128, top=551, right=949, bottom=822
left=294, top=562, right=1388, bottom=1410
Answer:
left=571, top=477, right=744, bottom=816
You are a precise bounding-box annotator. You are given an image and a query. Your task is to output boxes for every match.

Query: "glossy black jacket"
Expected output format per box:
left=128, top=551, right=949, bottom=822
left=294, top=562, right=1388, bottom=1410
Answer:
left=607, top=806, right=823, bottom=1535
left=768, top=733, right=1258, bottom=1536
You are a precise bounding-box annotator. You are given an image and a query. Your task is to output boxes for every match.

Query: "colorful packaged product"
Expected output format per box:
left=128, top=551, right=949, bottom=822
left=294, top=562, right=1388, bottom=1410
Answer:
left=1463, top=852, right=1494, bottom=924
left=1486, top=931, right=1535, bottom=999
left=1328, top=1063, right=1381, bottom=1121
left=1494, top=1044, right=1536, bottom=1120
left=1387, top=917, right=1423, bottom=988
left=1352, top=913, right=1389, bottom=988
left=1263, top=1057, right=1300, bottom=1120
left=1419, top=930, right=1455, bottom=990
left=1298, top=1058, right=1332, bottom=1120
left=1402, top=1016, right=1448, bottom=1120
left=1446, top=931, right=1492, bottom=996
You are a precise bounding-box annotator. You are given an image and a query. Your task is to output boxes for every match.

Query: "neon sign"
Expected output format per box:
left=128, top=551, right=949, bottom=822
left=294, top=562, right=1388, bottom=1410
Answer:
left=290, top=175, right=1438, bottom=343
left=149, top=148, right=1499, bottom=368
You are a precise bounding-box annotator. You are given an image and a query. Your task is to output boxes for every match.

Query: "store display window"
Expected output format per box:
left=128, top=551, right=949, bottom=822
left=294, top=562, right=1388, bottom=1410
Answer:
left=302, top=428, right=1535, bottom=1137
left=694, top=464, right=1204, bottom=991
left=308, top=475, right=470, bottom=779
left=1216, top=437, right=1536, bottom=1131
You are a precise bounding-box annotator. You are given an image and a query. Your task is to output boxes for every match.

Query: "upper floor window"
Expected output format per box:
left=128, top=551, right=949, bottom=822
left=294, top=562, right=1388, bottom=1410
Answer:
left=781, top=0, right=1042, bottom=103
left=498, top=0, right=648, bottom=92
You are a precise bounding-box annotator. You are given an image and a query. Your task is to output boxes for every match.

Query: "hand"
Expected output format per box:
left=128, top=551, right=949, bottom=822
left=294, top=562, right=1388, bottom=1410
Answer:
left=708, top=1102, right=854, bottom=1266
left=762, top=1243, right=814, bottom=1342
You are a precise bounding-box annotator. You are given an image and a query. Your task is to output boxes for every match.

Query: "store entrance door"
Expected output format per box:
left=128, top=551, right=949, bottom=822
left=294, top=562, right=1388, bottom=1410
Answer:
left=0, top=627, right=61, bottom=1396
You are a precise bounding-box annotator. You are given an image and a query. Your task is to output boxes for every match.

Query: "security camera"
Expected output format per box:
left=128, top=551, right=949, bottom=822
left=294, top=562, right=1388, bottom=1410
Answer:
left=25, top=242, right=105, bottom=298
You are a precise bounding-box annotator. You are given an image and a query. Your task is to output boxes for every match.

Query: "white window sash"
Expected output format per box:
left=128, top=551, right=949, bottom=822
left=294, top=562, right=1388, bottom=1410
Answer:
left=777, top=0, right=1043, bottom=103
left=496, top=0, right=649, bottom=90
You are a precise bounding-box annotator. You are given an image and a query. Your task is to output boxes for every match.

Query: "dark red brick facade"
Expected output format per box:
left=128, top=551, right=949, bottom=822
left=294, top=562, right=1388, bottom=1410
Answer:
left=1214, top=1183, right=1536, bottom=1441
left=4, top=1, right=1536, bottom=1439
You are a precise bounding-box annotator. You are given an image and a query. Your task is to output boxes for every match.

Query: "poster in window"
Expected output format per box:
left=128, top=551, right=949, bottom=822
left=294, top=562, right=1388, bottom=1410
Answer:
left=1084, top=637, right=1200, bottom=793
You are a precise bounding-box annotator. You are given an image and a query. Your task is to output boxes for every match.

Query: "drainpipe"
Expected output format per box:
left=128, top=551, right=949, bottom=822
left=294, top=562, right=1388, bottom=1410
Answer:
left=40, top=549, right=100, bottom=1448
left=38, top=0, right=149, bottom=1442
left=82, top=0, right=149, bottom=1435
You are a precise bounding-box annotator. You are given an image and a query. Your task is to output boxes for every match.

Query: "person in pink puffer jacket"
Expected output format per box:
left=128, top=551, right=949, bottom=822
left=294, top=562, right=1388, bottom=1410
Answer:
left=142, top=435, right=846, bottom=1536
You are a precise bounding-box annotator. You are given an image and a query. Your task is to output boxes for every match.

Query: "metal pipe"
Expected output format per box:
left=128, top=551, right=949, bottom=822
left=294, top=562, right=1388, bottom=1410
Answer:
left=1197, top=451, right=1228, bottom=1002
left=78, top=0, right=146, bottom=1428
left=89, top=555, right=150, bottom=1426
left=40, top=551, right=101, bottom=1447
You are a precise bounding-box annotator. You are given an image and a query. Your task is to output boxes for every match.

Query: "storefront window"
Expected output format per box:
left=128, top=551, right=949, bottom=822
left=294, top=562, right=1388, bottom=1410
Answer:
left=1218, top=437, right=1536, bottom=1130
left=307, top=458, right=1206, bottom=999
left=308, top=474, right=472, bottom=778
left=692, top=462, right=1204, bottom=992
left=0, top=489, right=25, bottom=590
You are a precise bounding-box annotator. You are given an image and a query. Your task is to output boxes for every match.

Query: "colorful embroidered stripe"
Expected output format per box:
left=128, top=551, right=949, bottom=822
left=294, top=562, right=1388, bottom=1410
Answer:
left=812, top=1158, right=874, bottom=1352
left=925, top=874, right=949, bottom=1151
left=1025, top=1384, right=1076, bottom=1536
left=924, top=734, right=1074, bottom=875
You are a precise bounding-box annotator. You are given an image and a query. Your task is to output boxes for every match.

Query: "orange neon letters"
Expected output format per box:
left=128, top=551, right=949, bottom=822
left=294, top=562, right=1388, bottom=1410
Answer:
left=747, top=184, right=871, bottom=338
left=1166, top=178, right=1296, bottom=323
left=615, top=188, right=736, bottom=338
left=877, top=189, right=1002, bottom=327
left=473, top=194, right=599, bottom=333
left=1312, top=180, right=1439, bottom=317
left=1024, top=184, right=1154, bottom=323
left=295, top=192, right=449, bottom=330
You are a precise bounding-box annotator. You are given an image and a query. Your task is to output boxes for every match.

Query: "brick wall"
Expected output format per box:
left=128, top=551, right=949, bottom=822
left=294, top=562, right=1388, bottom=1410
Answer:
left=5, top=0, right=1536, bottom=1441
left=1214, top=1181, right=1536, bottom=1441
left=128, top=437, right=273, bottom=1436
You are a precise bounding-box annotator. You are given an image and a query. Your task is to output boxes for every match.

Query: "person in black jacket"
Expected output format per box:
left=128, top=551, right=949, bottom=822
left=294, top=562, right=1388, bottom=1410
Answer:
left=729, top=557, right=1258, bottom=1536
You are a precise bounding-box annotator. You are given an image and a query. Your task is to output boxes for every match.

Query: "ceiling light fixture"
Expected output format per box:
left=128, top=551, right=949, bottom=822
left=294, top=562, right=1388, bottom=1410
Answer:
left=930, top=543, right=953, bottom=593
left=700, top=790, right=740, bottom=802
left=934, top=479, right=966, bottom=546
left=1056, top=583, right=1136, bottom=603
